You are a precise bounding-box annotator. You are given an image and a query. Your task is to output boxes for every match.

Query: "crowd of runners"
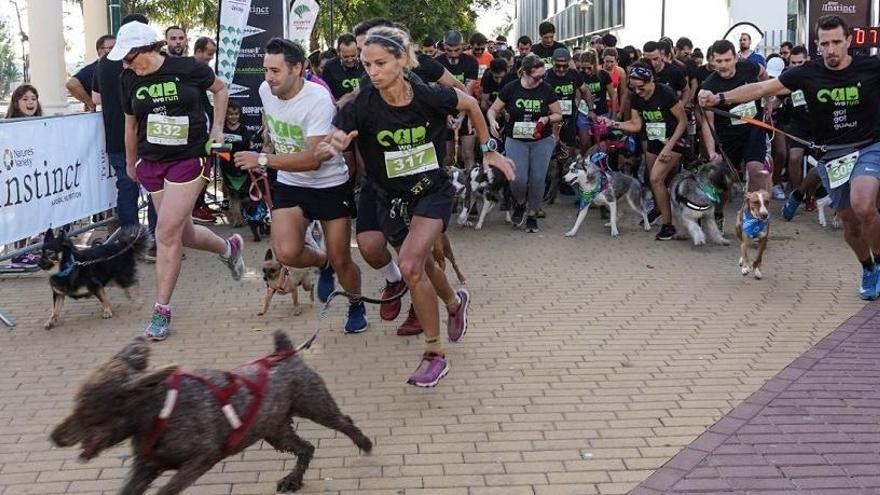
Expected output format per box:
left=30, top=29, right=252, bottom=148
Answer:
left=6, top=11, right=880, bottom=388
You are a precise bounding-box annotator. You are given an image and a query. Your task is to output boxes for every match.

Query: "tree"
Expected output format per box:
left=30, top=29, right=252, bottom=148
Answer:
left=120, top=0, right=219, bottom=32
left=0, top=20, right=21, bottom=99
left=312, top=0, right=500, bottom=49
left=491, top=12, right=513, bottom=40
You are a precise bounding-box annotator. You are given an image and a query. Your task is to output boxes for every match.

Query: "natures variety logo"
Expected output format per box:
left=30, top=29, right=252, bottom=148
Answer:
left=515, top=98, right=542, bottom=111
left=377, top=126, right=426, bottom=148
left=2, top=149, right=13, bottom=172
left=136, top=82, right=179, bottom=103
left=817, top=85, right=860, bottom=106
left=293, top=4, right=310, bottom=18
left=821, top=1, right=857, bottom=14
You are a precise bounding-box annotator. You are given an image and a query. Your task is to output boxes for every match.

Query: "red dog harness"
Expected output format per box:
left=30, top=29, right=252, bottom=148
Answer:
left=140, top=349, right=297, bottom=460
left=266, top=267, right=291, bottom=295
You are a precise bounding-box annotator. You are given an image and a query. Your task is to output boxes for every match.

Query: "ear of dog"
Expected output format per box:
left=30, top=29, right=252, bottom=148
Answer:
left=123, top=364, right=179, bottom=391
left=116, top=337, right=152, bottom=372
left=264, top=248, right=274, bottom=261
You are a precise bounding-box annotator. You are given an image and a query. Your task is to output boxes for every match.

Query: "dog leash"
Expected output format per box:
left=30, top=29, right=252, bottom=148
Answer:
left=60, top=227, right=148, bottom=269
left=248, top=169, right=274, bottom=210
left=697, top=106, right=743, bottom=185
left=295, top=286, right=411, bottom=352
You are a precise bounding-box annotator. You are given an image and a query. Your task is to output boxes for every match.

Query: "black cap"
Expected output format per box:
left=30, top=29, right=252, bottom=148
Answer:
left=553, top=47, right=571, bottom=61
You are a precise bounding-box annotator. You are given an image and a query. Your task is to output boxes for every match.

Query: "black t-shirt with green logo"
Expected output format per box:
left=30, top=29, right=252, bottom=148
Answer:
left=778, top=56, right=880, bottom=145
left=322, top=57, right=364, bottom=100
left=701, top=60, right=762, bottom=141
left=498, top=79, right=558, bottom=141
left=333, top=78, right=458, bottom=194
left=121, top=56, right=215, bottom=162
left=630, top=82, right=679, bottom=142
left=580, top=70, right=612, bottom=114
left=530, top=41, right=566, bottom=67
left=481, top=71, right=516, bottom=103
left=436, top=54, right=479, bottom=85
left=544, top=69, right=582, bottom=120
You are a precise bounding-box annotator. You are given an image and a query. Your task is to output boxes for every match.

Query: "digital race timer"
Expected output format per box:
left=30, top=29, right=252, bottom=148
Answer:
left=852, top=27, right=880, bottom=48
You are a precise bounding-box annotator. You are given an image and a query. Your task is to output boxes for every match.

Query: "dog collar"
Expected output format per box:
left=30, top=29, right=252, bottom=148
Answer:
left=577, top=173, right=608, bottom=211
left=742, top=210, right=769, bottom=239
left=56, top=257, right=76, bottom=278
left=266, top=267, right=291, bottom=295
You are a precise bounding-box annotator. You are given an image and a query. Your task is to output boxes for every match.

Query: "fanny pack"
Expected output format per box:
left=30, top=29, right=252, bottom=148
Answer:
left=369, top=175, right=437, bottom=226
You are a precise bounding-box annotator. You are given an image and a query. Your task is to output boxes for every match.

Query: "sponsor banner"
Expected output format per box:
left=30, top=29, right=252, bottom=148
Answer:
left=807, top=0, right=872, bottom=55
left=288, top=0, right=320, bottom=49
left=216, top=0, right=253, bottom=86
left=219, top=0, right=287, bottom=133
left=0, top=113, right=116, bottom=245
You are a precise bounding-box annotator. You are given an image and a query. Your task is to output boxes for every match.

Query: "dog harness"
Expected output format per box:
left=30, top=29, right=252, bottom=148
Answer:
left=140, top=349, right=297, bottom=461
left=577, top=172, right=609, bottom=211
left=742, top=210, right=769, bottom=239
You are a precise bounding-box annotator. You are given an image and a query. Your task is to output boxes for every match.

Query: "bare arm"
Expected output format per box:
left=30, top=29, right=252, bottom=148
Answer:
left=486, top=98, right=506, bottom=138
left=208, top=77, right=228, bottom=142
left=438, top=69, right=468, bottom=92
left=124, top=114, right=138, bottom=168
left=456, top=88, right=515, bottom=180
left=699, top=78, right=790, bottom=107
left=666, top=101, right=688, bottom=146
left=92, top=90, right=102, bottom=106
left=266, top=135, right=325, bottom=172
left=611, top=109, right=643, bottom=134
left=66, top=77, right=95, bottom=111
left=700, top=109, right=717, bottom=159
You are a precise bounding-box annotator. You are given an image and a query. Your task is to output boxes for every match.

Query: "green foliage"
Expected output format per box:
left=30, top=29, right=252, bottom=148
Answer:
left=0, top=20, right=21, bottom=99
left=121, top=0, right=219, bottom=32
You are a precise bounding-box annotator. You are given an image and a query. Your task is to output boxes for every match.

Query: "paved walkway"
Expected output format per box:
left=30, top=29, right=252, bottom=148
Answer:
left=0, top=200, right=867, bottom=494
left=632, top=300, right=880, bottom=495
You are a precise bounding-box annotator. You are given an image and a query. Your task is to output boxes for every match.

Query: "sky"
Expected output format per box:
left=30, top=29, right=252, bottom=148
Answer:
left=475, top=0, right=512, bottom=38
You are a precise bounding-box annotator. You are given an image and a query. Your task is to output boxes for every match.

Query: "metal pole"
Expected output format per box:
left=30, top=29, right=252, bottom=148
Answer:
left=109, top=0, right=121, bottom=35
left=660, top=0, right=666, bottom=37
left=330, top=0, right=334, bottom=46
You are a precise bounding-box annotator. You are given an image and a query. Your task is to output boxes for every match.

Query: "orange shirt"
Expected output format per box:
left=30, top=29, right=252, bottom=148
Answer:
left=472, top=52, right=494, bottom=96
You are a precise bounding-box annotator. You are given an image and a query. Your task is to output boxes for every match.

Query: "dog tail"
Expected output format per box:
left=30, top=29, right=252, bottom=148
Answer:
left=273, top=330, right=294, bottom=352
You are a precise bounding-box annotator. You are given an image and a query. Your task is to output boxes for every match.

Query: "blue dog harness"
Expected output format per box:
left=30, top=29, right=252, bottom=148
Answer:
left=742, top=210, right=769, bottom=239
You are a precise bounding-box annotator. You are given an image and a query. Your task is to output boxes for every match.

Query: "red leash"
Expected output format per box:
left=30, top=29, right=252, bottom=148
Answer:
left=248, top=169, right=273, bottom=210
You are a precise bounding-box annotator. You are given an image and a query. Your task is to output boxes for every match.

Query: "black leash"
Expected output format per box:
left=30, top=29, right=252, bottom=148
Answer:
left=295, top=285, right=410, bottom=352
left=64, top=227, right=148, bottom=269
left=697, top=105, right=742, bottom=185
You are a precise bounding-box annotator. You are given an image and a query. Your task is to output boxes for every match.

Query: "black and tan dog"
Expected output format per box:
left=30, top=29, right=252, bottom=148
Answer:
left=39, top=226, right=147, bottom=329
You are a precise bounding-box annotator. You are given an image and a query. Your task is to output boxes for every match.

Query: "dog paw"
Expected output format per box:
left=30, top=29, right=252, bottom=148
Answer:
left=741, top=264, right=752, bottom=276
left=101, top=310, right=113, bottom=319
left=832, top=219, right=841, bottom=229
left=292, top=306, right=303, bottom=316
left=716, top=237, right=731, bottom=246
left=44, top=320, right=55, bottom=330
left=257, top=310, right=266, bottom=316
left=563, top=230, right=577, bottom=238
left=693, top=239, right=706, bottom=247
left=277, top=476, right=303, bottom=493
left=610, top=229, right=619, bottom=237
left=673, top=233, right=687, bottom=240
left=754, top=267, right=763, bottom=280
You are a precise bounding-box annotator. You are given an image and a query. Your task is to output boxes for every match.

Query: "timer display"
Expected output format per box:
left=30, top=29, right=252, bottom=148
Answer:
left=852, top=27, right=880, bottom=48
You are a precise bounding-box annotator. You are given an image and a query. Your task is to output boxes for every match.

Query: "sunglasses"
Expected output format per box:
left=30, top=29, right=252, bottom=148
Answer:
left=629, top=83, right=650, bottom=93
left=123, top=49, right=143, bottom=64
left=554, top=63, right=569, bottom=69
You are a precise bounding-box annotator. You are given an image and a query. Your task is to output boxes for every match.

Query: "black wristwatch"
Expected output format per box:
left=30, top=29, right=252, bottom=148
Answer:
left=480, top=138, right=499, bottom=153
left=718, top=92, right=726, bottom=105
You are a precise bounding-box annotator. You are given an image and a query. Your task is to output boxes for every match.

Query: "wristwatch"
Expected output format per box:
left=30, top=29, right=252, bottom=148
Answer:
left=257, top=152, right=269, bottom=172
left=718, top=92, right=726, bottom=105
left=480, top=138, right=499, bottom=154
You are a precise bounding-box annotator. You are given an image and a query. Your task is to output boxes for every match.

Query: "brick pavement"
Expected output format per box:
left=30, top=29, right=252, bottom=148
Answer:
left=632, top=300, right=880, bottom=495
left=0, top=200, right=867, bottom=494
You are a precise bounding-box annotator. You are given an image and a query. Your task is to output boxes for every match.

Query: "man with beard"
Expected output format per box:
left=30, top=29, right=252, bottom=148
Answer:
left=165, top=26, right=187, bottom=57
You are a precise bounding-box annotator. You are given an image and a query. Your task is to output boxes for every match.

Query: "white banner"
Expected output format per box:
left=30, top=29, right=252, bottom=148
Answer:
left=217, top=0, right=254, bottom=86
left=0, top=113, right=116, bottom=245
left=288, top=0, right=319, bottom=49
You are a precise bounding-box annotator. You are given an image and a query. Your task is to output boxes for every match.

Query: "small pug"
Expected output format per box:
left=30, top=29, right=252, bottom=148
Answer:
left=259, top=249, right=317, bottom=316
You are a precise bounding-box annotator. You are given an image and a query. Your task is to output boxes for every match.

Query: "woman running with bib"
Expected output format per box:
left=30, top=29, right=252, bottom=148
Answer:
left=110, top=21, right=243, bottom=341
left=603, top=62, right=687, bottom=241
left=318, top=26, right=514, bottom=387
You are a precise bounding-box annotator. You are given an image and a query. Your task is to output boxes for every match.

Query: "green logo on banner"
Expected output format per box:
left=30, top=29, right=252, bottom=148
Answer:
left=293, top=4, right=311, bottom=18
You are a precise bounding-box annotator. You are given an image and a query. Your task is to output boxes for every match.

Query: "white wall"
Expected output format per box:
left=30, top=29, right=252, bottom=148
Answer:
left=730, top=0, right=789, bottom=51
left=611, top=0, right=730, bottom=53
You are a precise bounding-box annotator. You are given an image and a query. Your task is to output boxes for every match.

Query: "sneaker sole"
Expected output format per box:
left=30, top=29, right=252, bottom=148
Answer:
left=449, top=289, right=470, bottom=343
left=344, top=322, right=369, bottom=334
left=144, top=330, right=169, bottom=342
left=407, top=362, right=450, bottom=387
left=397, top=327, right=424, bottom=336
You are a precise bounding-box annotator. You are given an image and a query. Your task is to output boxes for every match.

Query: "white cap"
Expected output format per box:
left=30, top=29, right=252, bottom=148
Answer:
left=766, top=56, right=785, bottom=78
left=107, top=22, right=160, bottom=61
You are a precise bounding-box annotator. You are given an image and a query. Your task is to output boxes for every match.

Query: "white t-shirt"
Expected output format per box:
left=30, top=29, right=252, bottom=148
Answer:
left=259, top=80, right=348, bottom=188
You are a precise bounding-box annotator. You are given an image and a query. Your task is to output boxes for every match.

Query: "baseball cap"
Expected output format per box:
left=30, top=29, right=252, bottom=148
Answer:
left=107, top=21, right=160, bottom=61
left=444, top=30, right=463, bottom=46
left=766, top=56, right=785, bottom=78
left=553, top=47, right=571, bottom=61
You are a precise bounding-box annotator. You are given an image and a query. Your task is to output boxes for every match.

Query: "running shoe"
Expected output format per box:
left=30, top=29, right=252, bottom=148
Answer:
left=344, top=300, right=368, bottom=334
left=192, top=205, right=216, bottom=225
left=656, top=224, right=676, bottom=241
left=782, top=193, right=802, bottom=221
left=380, top=280, right=406, bottom=321
left=524, top=216, right=539, bottom=233
left=317, top=262, right=336, bottom=303
left=860, top=265, right=880, bottom=301
left=219, top=234, right=245, bottom=281
left=397, top=305, right=423, bottom=336
left=772, top=184, right=786, bottom=201
left=144, top=304, right=171, bottom=341
left=10, top=253, right=39, bottom=268
left=447, top=288, right=470, bottom=343
left=511, top=203, right=526, bottom=226
left=407, top=352, right=450, bottom=387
